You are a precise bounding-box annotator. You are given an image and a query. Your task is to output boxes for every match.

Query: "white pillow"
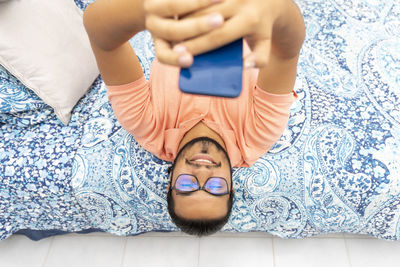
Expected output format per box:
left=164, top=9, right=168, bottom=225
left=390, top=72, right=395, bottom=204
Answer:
left=0, top=0, right=99, bottom=124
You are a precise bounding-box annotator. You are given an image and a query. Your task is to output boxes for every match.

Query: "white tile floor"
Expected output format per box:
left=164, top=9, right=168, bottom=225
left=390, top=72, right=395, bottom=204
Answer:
left=1, top=231, right=400, bottom=267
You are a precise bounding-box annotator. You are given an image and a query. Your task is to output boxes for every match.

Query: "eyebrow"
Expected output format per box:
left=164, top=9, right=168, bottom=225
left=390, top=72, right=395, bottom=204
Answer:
left=174, top=189, right=228, bottom=197
left=175, top=191, right=195, bottom=197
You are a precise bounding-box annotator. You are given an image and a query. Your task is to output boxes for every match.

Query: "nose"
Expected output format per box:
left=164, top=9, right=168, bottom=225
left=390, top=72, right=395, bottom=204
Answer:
left=191, top=167, right=214, bottom=181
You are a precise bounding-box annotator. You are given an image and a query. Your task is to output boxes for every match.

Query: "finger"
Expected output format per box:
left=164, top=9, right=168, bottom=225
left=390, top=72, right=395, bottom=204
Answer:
left=180, top=0, right=235, bottom=20
left=144, top=0, right=223, bottom=18
left=146, top=13, right=224, bottom=42
left=154, top=37, right=193, bottom=67
left=180, top=13, right=253, bottom=56
left=243, top=39, right=271, bottom=69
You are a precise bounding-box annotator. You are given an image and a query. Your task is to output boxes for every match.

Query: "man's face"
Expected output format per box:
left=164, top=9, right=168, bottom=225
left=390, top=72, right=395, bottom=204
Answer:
left=169, top=137, right=232, bottom=220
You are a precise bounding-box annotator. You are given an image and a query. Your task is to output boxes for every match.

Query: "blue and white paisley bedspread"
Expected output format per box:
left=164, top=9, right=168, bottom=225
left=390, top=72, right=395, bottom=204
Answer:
left=1, top=0, right=400, bottom=241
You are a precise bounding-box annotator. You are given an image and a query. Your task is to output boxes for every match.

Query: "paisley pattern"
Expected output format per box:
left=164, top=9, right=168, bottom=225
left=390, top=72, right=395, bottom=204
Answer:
left=1, top=0, right=400, bottom=240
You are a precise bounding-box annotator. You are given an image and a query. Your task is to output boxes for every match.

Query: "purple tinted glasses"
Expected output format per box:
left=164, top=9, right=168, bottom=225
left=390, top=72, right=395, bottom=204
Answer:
left=171, top=174, right=230, bottom=196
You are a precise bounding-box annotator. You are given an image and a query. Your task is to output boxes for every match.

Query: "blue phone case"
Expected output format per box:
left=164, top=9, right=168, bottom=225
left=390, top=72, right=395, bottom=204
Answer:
left=179, top=39, right=243, bottom=98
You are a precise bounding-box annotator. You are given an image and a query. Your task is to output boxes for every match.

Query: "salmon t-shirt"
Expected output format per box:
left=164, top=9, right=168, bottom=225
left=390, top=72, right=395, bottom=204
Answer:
left=107, top=51, right=297, bottom=167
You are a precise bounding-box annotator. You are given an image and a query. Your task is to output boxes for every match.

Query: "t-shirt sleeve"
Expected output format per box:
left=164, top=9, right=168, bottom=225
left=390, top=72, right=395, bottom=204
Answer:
left=106, top=76, right=158, bottom=140
left=232, top=41, right=298, bottom=166
left=244, top=84, right=298, bottom=163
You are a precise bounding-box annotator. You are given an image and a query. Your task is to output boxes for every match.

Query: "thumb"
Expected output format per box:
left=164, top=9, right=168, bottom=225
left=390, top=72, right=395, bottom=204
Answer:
left=153, top=36, right=193, bottom=67
left=243, top=39, right=271, bottom=69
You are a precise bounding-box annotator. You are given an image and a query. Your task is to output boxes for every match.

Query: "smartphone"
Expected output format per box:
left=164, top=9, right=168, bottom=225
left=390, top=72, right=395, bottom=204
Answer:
left=179, top=39, right=243, bottom=98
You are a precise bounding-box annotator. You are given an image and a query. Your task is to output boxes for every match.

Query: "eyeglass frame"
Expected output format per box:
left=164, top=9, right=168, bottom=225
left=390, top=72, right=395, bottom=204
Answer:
left=168, top=173, right=232, bottom=196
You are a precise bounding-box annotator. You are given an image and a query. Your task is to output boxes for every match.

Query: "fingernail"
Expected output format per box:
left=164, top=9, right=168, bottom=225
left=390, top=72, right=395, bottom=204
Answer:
left=178, top=53, right=193, bottom=67
left=244, top=59, right=255, bottom=69
left=173, top=44, right=187, bottom=54
left=209, top=13, right=224, bottom=28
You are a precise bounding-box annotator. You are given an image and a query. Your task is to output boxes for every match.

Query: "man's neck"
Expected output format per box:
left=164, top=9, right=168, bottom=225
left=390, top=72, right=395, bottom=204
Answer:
left=178, top=122, right=227, bottom=151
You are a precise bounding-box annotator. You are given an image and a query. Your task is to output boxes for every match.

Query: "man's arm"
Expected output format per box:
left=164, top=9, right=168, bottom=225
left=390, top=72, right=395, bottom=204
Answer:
left=257, top=0, right=305, bottom=94
left=83, top=0, right=146, bottom=85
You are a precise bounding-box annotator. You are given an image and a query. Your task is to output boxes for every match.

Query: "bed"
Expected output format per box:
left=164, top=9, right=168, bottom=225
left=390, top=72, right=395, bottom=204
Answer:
left=1, top=0, right=400, bottom=241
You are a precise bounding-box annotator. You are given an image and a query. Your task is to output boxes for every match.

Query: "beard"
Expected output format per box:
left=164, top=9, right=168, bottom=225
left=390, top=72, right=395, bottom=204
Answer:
left=171, top=136, right=231, bottom=174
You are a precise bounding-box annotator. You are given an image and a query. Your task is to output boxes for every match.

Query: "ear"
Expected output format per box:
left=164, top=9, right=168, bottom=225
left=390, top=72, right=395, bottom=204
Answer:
left=167, top=165, right=173, bottom=190
left=167, top=172, right=173, bottom=191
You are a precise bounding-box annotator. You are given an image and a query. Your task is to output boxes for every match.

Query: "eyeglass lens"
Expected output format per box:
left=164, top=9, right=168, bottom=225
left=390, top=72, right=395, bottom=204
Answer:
left=175, top=175, right=198, bottom=192
left=204, top=177, right=228, bottom=194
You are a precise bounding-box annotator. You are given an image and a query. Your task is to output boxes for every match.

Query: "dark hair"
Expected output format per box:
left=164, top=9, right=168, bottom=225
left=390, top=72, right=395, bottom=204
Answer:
left=167, top=189, right=234, bottom=236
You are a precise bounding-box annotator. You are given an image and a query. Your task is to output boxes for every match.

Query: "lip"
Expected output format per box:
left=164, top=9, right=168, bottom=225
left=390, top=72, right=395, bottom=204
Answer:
left=189, top=154, right=217, bottom=165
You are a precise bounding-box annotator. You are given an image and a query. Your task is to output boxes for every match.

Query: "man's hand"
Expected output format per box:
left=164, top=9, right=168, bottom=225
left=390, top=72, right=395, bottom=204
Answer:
left=144, top=0, right=304, bottom=68
left=144, top=0, right=225, bottom=67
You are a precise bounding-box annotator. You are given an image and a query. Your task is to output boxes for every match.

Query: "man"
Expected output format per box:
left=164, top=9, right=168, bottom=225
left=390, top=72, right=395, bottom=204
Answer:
left=83, top=0, right=305, bottom=236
